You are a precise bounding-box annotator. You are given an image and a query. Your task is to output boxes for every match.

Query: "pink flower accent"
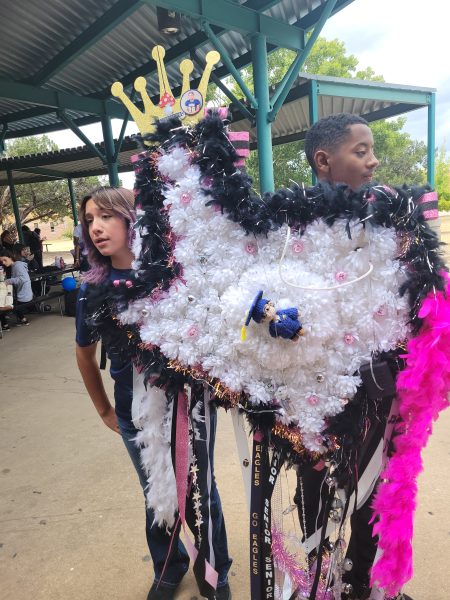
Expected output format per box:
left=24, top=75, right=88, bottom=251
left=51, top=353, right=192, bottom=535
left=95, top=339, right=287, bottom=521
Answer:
left=125, top=280, right=133, bottom=288
left=187, top=325, right=198, bottom=338
left=113, top=279, right=120, bottom=287
left=307, top=394, right=319, bottom=406
left=292, top=241, right=304, bottom=253
left=376, top=305, right=386, bottom=316
left=344, top=333, right=355, bottom=345
left=367, top=193, right=377, bottom=203
left=180, top=192, right=191, bottom=205
left=202, top=176, right=213, bottom=188
left=245, top=242, right=257, bottom=255
left=335, top=271, right=347, bottom=282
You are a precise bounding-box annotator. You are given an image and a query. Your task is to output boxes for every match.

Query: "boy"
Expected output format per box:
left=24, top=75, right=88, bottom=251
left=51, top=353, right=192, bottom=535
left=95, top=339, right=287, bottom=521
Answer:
left=296, top=113, right=412, bottom=600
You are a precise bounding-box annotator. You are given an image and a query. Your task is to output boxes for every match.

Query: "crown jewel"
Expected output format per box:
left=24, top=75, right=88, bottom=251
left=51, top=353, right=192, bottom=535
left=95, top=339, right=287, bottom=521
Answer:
left=111, top=45, right=221, bottom=139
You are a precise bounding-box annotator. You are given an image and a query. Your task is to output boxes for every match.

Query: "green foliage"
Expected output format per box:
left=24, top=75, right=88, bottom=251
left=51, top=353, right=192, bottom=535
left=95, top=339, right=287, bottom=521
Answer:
left=0, top=135, right=102, bottom=228
left=370, top=118, right=427, bottom=186
left=435, top=145, right=450, bottom=207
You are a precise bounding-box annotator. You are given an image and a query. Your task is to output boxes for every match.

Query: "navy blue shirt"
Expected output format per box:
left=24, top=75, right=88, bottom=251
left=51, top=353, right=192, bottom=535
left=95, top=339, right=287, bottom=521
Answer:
left=75, top=267, right=133, bottom=421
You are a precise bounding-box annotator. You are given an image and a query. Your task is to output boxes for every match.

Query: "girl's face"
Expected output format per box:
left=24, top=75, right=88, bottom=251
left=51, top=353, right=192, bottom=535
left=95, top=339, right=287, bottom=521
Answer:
left=0, top=256, right=13, bottom=268
left=84, top=199, right=129, bottom=262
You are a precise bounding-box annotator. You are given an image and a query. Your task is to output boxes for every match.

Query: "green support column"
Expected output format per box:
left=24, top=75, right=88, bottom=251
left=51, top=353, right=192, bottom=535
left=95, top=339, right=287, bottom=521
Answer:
left=427, top=92, right=436, bottom=187
left=309, top=79, right=319, bottom=185
left=101, top=116, right=119, bottom=186
left=7, top=169, right=23, bottom=242
left=251, top=34, right=274, bottom=193
left=68, top=178, right=78, bottom=225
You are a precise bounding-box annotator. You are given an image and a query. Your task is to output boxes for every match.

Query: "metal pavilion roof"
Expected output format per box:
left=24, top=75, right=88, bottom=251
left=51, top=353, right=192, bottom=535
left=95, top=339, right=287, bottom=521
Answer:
left=230, top=74, right=435, bottom=147
left=0, top=72, right=434, bottom=188
left=0, top=136, right=138, bottom=186
left=0, top=0, right=354, bottom=140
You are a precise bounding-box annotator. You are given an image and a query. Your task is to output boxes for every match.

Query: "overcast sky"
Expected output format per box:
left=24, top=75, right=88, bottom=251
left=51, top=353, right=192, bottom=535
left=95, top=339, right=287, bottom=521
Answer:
left=49, top=0, right=448, bottom=188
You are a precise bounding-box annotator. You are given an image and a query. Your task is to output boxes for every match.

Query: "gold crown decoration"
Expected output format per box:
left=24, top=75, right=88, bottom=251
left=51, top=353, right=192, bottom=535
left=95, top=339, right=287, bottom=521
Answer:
left=111, top=46, right=221, bottom=139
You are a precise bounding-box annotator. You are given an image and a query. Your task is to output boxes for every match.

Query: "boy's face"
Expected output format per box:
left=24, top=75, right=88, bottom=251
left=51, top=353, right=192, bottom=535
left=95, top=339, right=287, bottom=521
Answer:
left=314, top=124, right=379, bottom=191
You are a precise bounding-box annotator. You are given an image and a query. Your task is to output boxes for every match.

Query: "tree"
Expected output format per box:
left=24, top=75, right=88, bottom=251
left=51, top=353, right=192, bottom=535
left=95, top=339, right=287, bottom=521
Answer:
left=228, top=38, right=430, bottom=191
left=0, top=135, right=103, bottom=230
left=435, top=144, right=450, bottom=211
left=370, top=118, right=427, bottom=186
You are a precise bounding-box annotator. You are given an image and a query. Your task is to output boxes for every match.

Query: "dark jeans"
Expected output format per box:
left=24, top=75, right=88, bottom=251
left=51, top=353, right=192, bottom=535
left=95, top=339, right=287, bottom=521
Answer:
left=117, top=402, right=231, bottom=589
left=15, top=299, right=30, bottom=321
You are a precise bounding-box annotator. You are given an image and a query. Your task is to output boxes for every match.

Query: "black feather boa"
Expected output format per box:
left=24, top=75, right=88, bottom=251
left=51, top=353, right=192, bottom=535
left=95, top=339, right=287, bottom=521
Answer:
left=82, top=111, right=447, bottom=467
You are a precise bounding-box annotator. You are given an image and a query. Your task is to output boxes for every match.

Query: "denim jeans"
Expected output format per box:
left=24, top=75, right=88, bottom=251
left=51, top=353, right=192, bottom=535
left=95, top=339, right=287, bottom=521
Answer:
left=117, top=402, right=232, bottom=589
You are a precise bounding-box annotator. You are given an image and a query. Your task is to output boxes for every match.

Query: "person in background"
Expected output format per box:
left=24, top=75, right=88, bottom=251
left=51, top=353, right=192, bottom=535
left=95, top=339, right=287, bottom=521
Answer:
left=73, top=220, right=89, bottom=272
left=12, top=243, right=39, bottom=272
left=0, top=248, right=33, bottom=326
left=33, top=227, right=44, bottom=270
left=1, top=230, right=16, bottom=252
left=21, top=225, right=43, bottom=271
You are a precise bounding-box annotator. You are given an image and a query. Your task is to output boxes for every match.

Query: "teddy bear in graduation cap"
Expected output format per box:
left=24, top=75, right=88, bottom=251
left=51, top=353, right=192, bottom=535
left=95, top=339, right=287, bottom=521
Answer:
left=242, top=290, right=304, bottom=342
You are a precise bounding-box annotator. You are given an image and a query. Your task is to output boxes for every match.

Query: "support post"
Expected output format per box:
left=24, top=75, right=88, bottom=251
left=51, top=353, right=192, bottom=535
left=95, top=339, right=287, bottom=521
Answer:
left=427, top=92, right=436, bottom=187
left=101, top=116, right=120, bottom=186
left=251, top=34, right=274, bottom=193
left=68, top=178, right=78, bottom=225
left=309, top=79, right=319, bottom=185
left=7, top=169, right=23, bottom=242
left=0, top=124, right=7, bottom=154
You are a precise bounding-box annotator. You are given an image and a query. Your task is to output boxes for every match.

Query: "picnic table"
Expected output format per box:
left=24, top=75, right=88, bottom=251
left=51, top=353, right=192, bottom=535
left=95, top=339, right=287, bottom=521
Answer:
left=30, top=265, right=79, bottom=296
left=43, top=242, right=52, bottom=252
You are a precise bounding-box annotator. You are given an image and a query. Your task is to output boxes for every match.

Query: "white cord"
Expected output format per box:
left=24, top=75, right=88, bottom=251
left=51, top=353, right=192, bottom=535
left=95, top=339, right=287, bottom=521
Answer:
left=278, top=226, right=374, bottom=291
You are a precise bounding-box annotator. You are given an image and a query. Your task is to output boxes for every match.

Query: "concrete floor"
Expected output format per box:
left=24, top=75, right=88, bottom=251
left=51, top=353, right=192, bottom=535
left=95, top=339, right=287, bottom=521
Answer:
left=0, top=308, right=449, bottom=600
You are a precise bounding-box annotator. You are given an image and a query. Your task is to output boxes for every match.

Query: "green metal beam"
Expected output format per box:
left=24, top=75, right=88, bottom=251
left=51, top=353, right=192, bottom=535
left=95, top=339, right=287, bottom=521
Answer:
left=251, top=34, right=274, bottom=193
left=15, top=166, right=67, bottom=179
left=29, top=0, right=144, bottom=85
left=202, top=22, right=258, bottom=109
left=309, top=79, right=319, bottom=184
left=0, top=77, right=125, bottom=118
left=101, top=116, right=120, bottom=187
left=7, top=169, right=23, bottom=242
left=68, top=178, right=78, bottom=225
left=427, top=92, right=436, bottom=187
left=58, top=111, right=106, bottom=163
left=141, top=0, right=305, bottom=50
left=269, top=0, right=338, bottom=121
left=315, top=80, right=432, bottom=105
left=113, top=89, right=136, bottom=162
left=95, top=0, right=280, bottom=97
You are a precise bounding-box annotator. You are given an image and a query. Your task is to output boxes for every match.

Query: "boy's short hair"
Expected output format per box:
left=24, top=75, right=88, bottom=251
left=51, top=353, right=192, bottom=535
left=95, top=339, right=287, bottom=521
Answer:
left=305, top=113, right=369, bottom=174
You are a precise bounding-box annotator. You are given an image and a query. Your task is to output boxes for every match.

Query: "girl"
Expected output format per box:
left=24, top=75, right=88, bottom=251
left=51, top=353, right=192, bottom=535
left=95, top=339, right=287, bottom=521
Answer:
left=75, top=186, right=231, bottom=600
left=0, top=248, right=33, bottom=327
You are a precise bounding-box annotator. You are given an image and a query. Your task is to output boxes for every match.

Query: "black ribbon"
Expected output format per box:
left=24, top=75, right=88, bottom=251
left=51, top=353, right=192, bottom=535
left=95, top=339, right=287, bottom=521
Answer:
left=250, top=434, right=283, bottom=600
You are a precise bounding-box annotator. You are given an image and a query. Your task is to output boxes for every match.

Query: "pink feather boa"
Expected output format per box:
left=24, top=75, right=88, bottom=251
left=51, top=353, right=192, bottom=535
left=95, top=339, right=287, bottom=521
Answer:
left=371, top=273, right=450, bottom=596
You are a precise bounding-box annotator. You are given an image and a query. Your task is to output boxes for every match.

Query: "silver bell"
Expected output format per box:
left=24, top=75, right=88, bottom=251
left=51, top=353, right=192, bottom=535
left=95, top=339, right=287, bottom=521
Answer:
left=316, top=373, right=325, bottom=383
left=326, top=476, right=337, bottom=487
left=332, top=498, right=343, bottom=509
left=343, top=558, right=353, bottom=572
left=187, top=295, right=196, bottom=303
left=141, top=308, right=149, bottom=317
left=342, top=582, right=353, bottom=595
